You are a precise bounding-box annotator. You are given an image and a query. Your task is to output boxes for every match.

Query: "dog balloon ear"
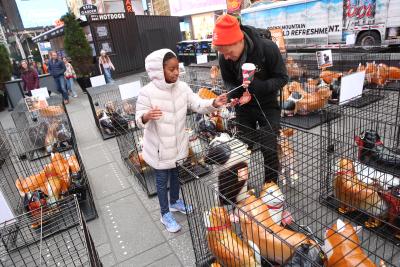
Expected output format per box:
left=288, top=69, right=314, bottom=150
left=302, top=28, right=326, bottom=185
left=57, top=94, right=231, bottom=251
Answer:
left=336, top=219, right=346, bottom=233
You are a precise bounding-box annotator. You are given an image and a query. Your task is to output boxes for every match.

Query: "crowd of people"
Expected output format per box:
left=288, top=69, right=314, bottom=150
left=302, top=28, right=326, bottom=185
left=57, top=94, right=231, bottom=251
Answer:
left=15, top=52, right=79, bottom=104
left=14, top=50, right=116, bottom=105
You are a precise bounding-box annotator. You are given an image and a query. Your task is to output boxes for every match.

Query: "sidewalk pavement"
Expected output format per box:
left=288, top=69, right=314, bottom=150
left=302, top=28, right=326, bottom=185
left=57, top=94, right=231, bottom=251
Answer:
left=0, top=73, right=196, bottom=267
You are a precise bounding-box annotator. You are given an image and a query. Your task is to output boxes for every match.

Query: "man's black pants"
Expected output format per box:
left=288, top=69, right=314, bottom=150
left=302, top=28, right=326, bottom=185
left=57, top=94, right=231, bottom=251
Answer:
left=236, top=106, right=280, bottom=184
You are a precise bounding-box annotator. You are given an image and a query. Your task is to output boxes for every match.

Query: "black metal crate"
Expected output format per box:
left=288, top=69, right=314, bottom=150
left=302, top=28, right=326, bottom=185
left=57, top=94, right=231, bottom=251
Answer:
left=11, top=95, right=66, bottom=129
left=185, top=64, right=223, bottom=89
left=10, top=96, right=74, bottom=161
left=360, top=53, right=400, bottom=91
left=281, top=53, right=354, bottom=130
left=0, top=196, right=102, bottom=267
left=321, top=97, right=400, bottom=246
left=282, top=53, right=391, bottom=129
left=116, top=111, right=210, bottom=197
left=86, top=84, right=136, bottom=140
left=177, top=124, right=400, bottom=266
left=0, top=125, right=97, bottom=222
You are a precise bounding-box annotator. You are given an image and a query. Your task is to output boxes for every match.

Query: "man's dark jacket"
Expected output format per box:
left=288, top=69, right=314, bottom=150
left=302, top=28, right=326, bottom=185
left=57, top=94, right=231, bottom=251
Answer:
left=219, top=25, right=288, bottom=110
left=48, top=59, right=66, bottom=78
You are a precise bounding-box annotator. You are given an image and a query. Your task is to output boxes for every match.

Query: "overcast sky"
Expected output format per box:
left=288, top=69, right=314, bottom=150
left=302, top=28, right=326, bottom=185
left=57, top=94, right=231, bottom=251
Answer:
left=15, top=0, right=69, bottom=28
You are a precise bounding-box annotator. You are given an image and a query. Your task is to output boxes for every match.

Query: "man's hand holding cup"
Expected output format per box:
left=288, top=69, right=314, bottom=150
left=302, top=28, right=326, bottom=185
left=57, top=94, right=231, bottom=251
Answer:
left=242, top=63, right=256, bottom=89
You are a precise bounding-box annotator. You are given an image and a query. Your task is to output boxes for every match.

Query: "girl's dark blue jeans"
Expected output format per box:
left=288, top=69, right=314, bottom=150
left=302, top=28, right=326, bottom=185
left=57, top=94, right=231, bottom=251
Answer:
left=154, top=168, right=180, bottom=216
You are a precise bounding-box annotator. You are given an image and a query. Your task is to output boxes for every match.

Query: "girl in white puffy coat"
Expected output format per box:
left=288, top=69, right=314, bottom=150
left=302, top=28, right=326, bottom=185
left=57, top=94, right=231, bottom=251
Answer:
left=136, top=49, right=227, bottom=233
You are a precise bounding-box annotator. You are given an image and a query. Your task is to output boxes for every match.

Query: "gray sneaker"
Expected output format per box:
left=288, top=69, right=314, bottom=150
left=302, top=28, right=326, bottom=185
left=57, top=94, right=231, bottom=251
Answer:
left=170, top=199, right=193, bottom=214
left=160, top=212, right=181, bottom=233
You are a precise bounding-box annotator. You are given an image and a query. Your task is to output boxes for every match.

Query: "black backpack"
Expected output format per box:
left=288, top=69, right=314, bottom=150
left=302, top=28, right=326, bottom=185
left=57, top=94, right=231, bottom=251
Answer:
left=256, top=28, right=272, bottom=40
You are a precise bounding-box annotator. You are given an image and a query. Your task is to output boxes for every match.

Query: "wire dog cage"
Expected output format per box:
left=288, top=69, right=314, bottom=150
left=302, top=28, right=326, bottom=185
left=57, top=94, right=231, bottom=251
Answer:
left=281, top=52, right=389, bottom=130
left=177, top=123, right=400, bottom=266
left=320, top=92, right=400, bottom=245
left=116, top=110, right=211, bottom=196
left=360, top=52, right=400, bottom=92
left=86, top=84, right=137, bottom=140
left=9, top=95, right=74, bottom=161
left=0, top=124, right=97, bottom=222
left=0, top=195, right=102, bottom=267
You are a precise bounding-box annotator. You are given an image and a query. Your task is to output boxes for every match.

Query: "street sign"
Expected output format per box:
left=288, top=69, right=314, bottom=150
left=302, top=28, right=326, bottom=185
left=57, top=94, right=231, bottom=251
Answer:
left=89, top=13, right=126, bottom=21
left=80, top=4, right=98, bottom=16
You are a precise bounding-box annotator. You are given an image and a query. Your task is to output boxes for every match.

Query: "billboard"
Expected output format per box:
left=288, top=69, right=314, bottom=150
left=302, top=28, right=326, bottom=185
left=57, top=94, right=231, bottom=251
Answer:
left=169, top=0, right=227, bottom=17
left=241, top=0, right=343, bottom=44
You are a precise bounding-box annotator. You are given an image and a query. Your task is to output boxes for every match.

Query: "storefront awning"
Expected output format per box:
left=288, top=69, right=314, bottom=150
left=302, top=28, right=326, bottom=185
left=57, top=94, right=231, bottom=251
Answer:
left=32, top=25, right=64, bottom=43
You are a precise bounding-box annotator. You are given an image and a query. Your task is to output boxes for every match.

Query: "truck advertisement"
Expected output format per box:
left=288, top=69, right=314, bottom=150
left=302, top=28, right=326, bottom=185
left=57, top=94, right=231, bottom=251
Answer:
left=241, top=0, right=400, bottom=48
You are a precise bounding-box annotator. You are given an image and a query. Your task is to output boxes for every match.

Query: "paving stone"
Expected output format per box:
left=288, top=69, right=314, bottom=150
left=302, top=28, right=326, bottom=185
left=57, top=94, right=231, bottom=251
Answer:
left=96, top=243, right=113, bottom=257
left=74, top=127, right=102, bottom=148
left=81, top=98, right=92, bottom=108
left=87, top=162, right=130, bottom=200
left=100, top=253, right=117, bottom=267
left=101, top=193, right=165, bottom=262
left=111, top=153, right=131, bottom=178
left=116, top=243, right=172, bottom=267
left=126, top=175, right=160, bottom=212
left=155, top=216, right=189, bottom=241
left=87, top=218, right=110, bottom=246
left=68, top=109, right=96, bottom=128
left=168, top=231, right=196, bottom=267
left=81, top=144, right=114, bottom=170
left=146, top=254, right=182, bottom=267
left=104, top=137, right=120, bottom=153
left=65, top=100, right=87, bottom=113
left=98, top=187, right=135, bottom=206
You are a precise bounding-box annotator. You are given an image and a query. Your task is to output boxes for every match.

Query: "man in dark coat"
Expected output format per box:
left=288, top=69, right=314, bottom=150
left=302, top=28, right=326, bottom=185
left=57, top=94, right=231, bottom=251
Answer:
left=48, top=51, right=68, bottom=104
left=213, top=14, right=288, bottom=184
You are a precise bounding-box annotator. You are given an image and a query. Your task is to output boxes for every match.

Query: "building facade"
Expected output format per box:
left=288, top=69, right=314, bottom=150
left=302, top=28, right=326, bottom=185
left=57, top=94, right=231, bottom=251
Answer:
left=152, top=0, right=170, bottom=16
left=0, top=0, right=23, bottom=32
left=67, top=0, right=145, bottom=17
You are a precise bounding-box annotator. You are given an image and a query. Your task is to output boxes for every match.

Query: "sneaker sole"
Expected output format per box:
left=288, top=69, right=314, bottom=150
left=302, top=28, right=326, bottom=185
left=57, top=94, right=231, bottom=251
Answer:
left=160, top=218, right=181, bottom=233
left=169, top=207, right=188, bottom=214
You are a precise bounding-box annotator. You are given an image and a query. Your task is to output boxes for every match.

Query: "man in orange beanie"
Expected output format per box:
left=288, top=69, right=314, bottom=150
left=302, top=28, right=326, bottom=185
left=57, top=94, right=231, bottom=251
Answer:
left=213, top=14, right=288, bottom=184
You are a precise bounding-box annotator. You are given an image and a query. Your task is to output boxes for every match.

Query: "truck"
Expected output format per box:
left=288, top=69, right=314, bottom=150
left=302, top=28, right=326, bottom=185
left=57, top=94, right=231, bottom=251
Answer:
left=241, top=0, right=400, bottom=49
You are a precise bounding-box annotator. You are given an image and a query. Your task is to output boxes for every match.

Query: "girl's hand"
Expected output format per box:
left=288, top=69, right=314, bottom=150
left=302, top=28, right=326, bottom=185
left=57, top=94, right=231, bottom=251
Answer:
left=230, top=98, right=239, bottom=107
left=213, top=93, right=228, bottom=108
left=142, top=106, right=162, bottom=123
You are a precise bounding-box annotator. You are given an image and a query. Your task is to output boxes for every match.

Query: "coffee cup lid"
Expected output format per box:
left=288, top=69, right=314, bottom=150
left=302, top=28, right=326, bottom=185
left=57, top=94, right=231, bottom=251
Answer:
left=242, top=63, right=256, bottom=71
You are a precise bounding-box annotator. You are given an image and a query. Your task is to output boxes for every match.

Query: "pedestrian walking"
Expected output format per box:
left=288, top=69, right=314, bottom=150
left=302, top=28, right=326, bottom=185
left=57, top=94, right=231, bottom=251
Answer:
left=63, top=57, right=78, bottom=98
left=213, top=14, right=288, bottom=184
left=98, top=50, right=115, bottom=83
left=36, top=62, right=44, bottom=75
left=135, top=49, right=227, bottom=233
left=20, top=60, right=40, bottom=96
left=42, top=58, right=49, bottom=74
left=48, top=51, right=69, bottom=104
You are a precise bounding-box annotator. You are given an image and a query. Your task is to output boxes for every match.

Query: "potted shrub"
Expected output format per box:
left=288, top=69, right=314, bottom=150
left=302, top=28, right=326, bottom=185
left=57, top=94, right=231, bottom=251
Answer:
left=0, top=44, right=12, bottom=111
left=61, top=13, right=94, bottom=92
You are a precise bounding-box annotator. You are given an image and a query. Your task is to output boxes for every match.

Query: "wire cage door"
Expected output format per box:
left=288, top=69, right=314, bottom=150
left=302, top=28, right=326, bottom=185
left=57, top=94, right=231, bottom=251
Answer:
left=0, top=196, right=102, bottom=267
left=177, top=123, right=400, bottom=266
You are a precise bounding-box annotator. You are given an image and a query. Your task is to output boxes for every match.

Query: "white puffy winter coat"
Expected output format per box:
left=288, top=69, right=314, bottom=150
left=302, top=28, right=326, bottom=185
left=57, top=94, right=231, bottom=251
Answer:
left=136, top=49, right=217, bottom=170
